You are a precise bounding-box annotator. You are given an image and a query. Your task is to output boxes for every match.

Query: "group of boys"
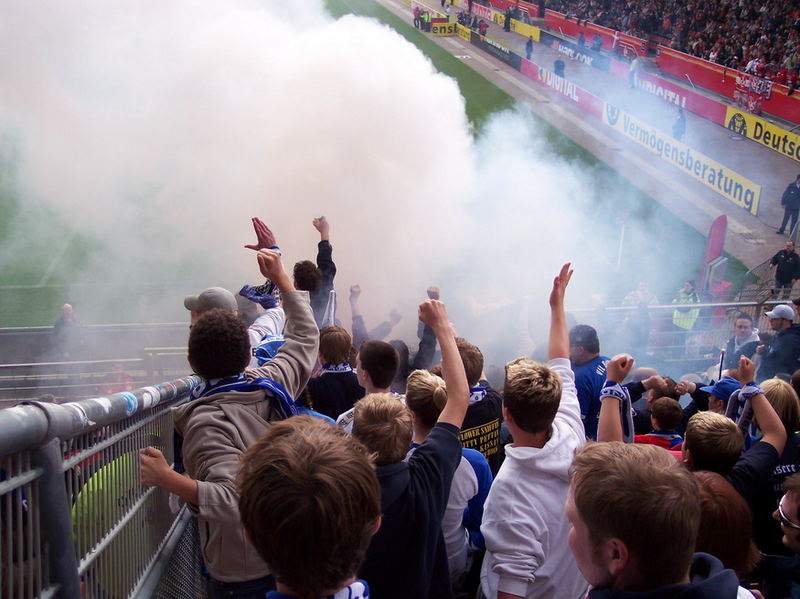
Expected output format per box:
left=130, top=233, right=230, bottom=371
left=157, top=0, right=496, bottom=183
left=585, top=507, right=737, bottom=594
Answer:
left=137, top=218, right=800, bottom=599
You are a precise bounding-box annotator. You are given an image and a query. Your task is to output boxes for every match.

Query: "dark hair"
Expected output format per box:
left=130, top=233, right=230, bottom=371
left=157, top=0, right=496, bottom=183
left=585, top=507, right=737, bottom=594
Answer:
left=569, top=325, right=600, bottom=354
left=694, top=471, right=759, bottom=577
left=358, top=341, right=400, bottom=390
left=662, top=377, right=680, bottom=400
left=188, top=309, right=250, bottom=380
left=389, top=339, right=411, bottom=391
left=319, top=326, right=352, bottom=365
left=455, top=338, right=484, bottom=387
left=238, top=416, right=380, bottom=599
left=651, top=397, right=683, bottom=431
left=293, top=260, right=322, bottom=293
left=735, top=312, right=753, bottom=324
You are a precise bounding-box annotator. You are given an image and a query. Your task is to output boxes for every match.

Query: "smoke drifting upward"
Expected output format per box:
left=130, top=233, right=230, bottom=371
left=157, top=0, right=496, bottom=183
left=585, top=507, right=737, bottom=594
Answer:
left=1, top=0, right=704, bottom=362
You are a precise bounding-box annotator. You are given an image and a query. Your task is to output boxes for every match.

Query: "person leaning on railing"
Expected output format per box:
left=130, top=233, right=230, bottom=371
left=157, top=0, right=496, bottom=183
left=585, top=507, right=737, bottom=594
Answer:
left=139, top=243, right=319, bottom=599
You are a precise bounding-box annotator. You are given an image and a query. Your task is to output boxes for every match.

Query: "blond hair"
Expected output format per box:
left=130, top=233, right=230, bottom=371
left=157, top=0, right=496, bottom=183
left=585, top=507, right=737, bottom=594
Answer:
left=405, top=370, right=447, bottom=429
left=684, top=412, right=743, bottom=474
left=762, top=378, right=800, bottom=435
left=353, top=393, right=413, bottom=466
left=503, top=357, right=562, bottom=433
left=570, top=442, right=700, bottom=589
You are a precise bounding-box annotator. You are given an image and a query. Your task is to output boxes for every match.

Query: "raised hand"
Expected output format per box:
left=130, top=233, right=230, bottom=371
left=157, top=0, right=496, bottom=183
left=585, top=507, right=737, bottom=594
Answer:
left=606, top=353, right=634, bottom=383
left=313, top=216, right=330, bottom=240
left=257, top=249, right=293, bottom=292
left=244, top=217, right=276, bottom=251
left=418, top=299, right=450, bottom=332
left=549, top=263, right=573, bottom=308
left=737, top=355, right=756, bottom=384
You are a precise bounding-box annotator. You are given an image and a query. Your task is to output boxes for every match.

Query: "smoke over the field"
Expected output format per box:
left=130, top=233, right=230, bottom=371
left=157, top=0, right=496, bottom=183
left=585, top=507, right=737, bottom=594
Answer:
left=0, top=0, right=703, bottom=363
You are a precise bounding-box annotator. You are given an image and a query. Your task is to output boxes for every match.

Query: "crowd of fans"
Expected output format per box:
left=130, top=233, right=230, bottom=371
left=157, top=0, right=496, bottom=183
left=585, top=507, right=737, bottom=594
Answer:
left=547, top=0, right=800, bottom=85
left=20, top=214, right=800, bottom=598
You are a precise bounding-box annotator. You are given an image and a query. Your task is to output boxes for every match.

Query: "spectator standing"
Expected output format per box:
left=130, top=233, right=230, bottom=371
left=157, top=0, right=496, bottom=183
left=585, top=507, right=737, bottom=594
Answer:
left=140, top=248, right=319, bottom=599
left=480, top=264, right=589, bottom=599
left=672, top=107, right=686, bottom=141
left=723, top=313, right=760, bottom=370
left=526, top=36, right=533, bottom=60
left=771, top=241, right=800, bottom=299
left=569, top=324, right=609, bottom=439
left=671, top=279, right=700, bottom=354
left=292, top=217, right=336, bottom=328
left=758, top=304, right=800, bottom=381
left=777, top=175, right=800, bottom=236
left=566, top=443, right=754, bottom=598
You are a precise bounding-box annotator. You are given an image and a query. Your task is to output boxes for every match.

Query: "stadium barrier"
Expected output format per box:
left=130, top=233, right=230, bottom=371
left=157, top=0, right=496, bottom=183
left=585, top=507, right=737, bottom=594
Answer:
left=656, top=45, right=800, bottom=127
left=0, top=374, right=202, bottom=599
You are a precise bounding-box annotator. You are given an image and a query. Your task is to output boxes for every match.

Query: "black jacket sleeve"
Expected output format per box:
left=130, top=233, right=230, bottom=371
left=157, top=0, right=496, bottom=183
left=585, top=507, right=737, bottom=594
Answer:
left=411, top=324, right=437, bottom=371
left=316, top=240, right=336, bottom=294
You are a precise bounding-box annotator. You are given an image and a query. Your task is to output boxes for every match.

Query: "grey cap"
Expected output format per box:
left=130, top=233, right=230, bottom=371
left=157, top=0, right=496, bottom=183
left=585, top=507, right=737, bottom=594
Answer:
left=765, top=304, right=795, bottom=320
left=184, top=287, right=237, bottom=312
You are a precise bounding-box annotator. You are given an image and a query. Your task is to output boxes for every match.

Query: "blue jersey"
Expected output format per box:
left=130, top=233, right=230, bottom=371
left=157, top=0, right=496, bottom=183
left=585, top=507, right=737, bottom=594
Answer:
left=571, top=355, right=609, bottom=439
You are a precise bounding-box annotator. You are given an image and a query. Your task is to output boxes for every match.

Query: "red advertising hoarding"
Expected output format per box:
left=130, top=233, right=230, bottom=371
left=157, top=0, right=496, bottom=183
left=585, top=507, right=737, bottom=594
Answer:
left=656, top=45, right=800, bottom=126
left=519, top=59, right=604, bottom=118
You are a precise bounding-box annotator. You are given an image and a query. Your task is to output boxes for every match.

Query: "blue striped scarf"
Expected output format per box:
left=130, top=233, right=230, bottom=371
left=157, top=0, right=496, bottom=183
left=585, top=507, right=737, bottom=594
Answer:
left=191, top=373, right=297, bottom=420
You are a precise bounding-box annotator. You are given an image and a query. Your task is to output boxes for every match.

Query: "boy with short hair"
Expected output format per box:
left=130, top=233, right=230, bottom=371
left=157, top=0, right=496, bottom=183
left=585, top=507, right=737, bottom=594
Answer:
left=634, top=397, right=684, bottom=449
left=566, top=442, right=753, bottom=598
left=307, top=326, right=364, bottom=420
left=480, top=264, right=588, bottom=599
left=352, top=298, right=469, bottom=599
left=237, top=416, right=380, bottom=599
left=336, top=340, right=400, bottom=433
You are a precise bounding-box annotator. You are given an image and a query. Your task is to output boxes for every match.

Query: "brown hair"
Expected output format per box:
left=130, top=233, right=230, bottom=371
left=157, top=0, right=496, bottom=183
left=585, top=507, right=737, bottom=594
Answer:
left=293, top=260, right=322, bottom=293
left=684, top=412, right=743, bottom=474
left=405, top=370, right=448, bottom=429
left=762, top=378, right=800, bottom=435
left=319, top=326, right=352, bottom=365
left=570, top=442, right=700, bottom=589
left=503, top=357, right=561, bottom=434
left=188, top=308, right=250, bottom=380
left=353, top=393, right=413, bottom=465
left=237, top=416, right=380, bottom=599
left=358, top=341, right=400, bottom=390
left=694, top=471, right=759, bottom=577
left=651, top=397, right=683, bottom=431
left=455, top=338, right=484, bottom=387
left=785, top=472, right=800, bottom=495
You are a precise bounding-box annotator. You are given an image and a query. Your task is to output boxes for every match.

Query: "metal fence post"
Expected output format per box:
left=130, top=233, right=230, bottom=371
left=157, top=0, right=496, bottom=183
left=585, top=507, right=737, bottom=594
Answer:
left=30, top=438, right=81, bottom=599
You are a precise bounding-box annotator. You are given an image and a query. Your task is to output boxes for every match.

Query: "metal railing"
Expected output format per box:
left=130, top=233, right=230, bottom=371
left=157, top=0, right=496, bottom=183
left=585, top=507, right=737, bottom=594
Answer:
left=0, top=375, right=202, bottom=599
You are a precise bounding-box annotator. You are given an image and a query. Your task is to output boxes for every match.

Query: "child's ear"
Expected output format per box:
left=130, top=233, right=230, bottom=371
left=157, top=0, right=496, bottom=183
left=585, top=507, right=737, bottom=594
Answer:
left=370, top=516, right=382, bottom=536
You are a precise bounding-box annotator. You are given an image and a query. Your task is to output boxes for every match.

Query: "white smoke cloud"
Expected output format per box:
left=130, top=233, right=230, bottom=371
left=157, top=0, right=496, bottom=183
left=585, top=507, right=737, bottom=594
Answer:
left=0, top=0, right=702, bottom=364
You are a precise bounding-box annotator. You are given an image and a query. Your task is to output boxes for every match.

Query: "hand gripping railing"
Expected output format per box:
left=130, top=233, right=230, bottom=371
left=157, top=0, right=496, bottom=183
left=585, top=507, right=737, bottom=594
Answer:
left=0, top=375, right=200, bottom=599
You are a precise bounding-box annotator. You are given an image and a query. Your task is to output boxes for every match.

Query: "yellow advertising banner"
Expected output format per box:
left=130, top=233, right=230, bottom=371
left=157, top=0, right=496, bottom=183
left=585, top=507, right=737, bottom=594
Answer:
left=456, top=23, right=472, bottom=42
left=432, top=21, right=456, bottom=36
left=725, top=107, right=800, bottom=163
left=603, top=103, right=761, bottom=215
left=510, top=20, right=540, bottom=41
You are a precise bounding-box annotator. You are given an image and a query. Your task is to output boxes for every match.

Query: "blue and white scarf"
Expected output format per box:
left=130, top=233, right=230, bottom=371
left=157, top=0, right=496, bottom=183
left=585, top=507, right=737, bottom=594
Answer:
left=469, top=385, right=487, bottom=405
left=321, top=363, right=354, bottom=374
left=191, top=373, right=297, bottom=420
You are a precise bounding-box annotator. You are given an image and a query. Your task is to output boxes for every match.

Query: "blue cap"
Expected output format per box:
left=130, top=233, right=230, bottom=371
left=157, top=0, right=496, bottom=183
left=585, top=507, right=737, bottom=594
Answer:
left=699, top=376, right=740, bottom=405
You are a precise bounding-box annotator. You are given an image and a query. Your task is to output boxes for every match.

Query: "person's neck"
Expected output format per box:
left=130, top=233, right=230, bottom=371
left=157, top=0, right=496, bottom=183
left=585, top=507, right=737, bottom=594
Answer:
left=365, top=384, right=391, bottom=395
left=413, top=423, right=433, bottom=445
left=510, top=426, right=550, bottom=449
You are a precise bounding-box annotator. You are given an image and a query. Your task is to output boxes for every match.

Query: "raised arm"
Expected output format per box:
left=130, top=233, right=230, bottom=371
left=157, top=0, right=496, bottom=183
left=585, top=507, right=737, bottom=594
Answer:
left=548, top=263, right=573, bottom=360
left=244, top=217, right=277, bottom=251
left=738, top=356, right=787, bottom=454
left=597, top=354, right=634, bottom=443
left=419, top=300, right=468, bottom=428
left=313, top=217, right=336, bottom=289
left=249, top=249, right=319, bottom=398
